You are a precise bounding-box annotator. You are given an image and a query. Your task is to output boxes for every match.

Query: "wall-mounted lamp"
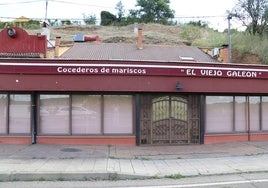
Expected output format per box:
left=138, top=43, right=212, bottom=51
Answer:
left=7, top=27, right=17, bottom=38
left=176, top=81, right=183, bottom=90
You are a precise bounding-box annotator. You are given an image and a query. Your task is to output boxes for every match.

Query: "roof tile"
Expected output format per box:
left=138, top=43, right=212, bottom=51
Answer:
left=61, top=43, right=219, bottom=63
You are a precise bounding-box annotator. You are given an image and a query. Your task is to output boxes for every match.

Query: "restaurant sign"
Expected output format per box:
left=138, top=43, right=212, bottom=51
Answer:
left=183, top=68, right=258, bottom=78
left=0, top=62, right=267, bottom=79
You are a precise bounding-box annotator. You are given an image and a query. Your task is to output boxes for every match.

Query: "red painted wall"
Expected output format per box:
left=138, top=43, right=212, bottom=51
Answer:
left=0, top=59, right=268, bottom=94
left=1, top=74, right=268, bottom=94
left=0, top=27, right=47, bottom=54
left=36, top=136, right=136, bottom=146
left=204, top=133, right=268, bottom=144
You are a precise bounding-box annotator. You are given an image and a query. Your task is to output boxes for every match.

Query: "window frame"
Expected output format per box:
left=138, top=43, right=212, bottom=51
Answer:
left=37, top=93, right=135, bottom=136
left=205, top=95, right=268, bottom=134
left=0, top=93, right=32, bottom=136
left=0, top=94, right=8, bottom=135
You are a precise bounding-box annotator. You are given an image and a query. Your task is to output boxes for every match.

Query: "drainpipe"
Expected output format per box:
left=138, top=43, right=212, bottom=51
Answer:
left=135, top=94, right=141, bottom=145
left=199, top=95, right=205, bottom=144
left=247, top=96, right=251, bottom=141
left=31, top=93, right=37, bottom=144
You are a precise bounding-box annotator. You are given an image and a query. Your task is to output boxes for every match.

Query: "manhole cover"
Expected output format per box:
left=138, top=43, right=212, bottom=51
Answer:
left=61, top=148, right=82, bottom=152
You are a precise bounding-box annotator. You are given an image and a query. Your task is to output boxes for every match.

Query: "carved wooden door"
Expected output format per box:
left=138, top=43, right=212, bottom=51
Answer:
left=139, top=95, right=200, bottom=145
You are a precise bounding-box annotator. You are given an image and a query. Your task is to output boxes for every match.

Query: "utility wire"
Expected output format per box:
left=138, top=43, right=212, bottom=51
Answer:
left=49, top=0, right=113, bottom=9
left=174, top=15, right=226, bottom=19
left=0, top=0, right=227, bottom=21
left=0, top=0, right=114, bottom=9
left=0, top=15, right=226, bottom=21
left=0, top=0, right=44, bottom=5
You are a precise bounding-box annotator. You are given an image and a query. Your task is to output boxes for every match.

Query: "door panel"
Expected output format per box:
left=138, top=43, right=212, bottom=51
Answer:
left=140, top=94, right=200, bottom=145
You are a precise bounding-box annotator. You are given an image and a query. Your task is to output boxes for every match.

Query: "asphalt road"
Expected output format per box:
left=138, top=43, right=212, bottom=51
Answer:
left=1, top=172, right=268, bottom=188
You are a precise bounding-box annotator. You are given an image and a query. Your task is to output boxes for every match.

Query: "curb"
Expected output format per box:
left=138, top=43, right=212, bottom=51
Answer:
left=0, top=172, right=150, bottom=182
left=2, top=171, right=268, bottom=182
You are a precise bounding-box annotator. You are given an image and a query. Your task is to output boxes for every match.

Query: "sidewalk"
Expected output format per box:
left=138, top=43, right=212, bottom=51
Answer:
left=0, top=141, right=268, bottom=181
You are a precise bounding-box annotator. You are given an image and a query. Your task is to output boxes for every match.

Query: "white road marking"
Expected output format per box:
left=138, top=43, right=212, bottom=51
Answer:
left=125, top=178, right=268, bottom=188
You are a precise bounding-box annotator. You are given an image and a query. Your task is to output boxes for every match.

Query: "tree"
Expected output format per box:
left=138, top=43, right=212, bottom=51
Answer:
left=135, top=0, right=175, bottom=24
left=100, top=11, right=117, bottom=26
left=115, top=1, right=125, bottom=22
left=125, top=9, right=139, bottom=25
left=188, top=20, right=208, bottom=28
left=83, top=14, right=97, bottom=25
left=61, top=20, right=72, bottom=25
left=233, top=0, right=268, bottom=35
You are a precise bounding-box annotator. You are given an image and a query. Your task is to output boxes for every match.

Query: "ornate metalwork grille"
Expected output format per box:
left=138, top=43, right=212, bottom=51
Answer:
left=139, top=95, right=200, bottom=145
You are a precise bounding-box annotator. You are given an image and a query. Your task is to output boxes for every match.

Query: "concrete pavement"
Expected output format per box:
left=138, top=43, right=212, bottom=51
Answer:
left=0, top=141, right=268, bottom=181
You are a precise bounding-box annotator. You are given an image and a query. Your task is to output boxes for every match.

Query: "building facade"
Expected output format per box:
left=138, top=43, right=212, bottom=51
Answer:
left=1, top=27, right=268, bottom=145
left=1, top=59, right=268, bottom=145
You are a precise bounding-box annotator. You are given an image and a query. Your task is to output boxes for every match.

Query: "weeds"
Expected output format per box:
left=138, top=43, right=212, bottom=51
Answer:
left=164, top=173, right=184, bottom=179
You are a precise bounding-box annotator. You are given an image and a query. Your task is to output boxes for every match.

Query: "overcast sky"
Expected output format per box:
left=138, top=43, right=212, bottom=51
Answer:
left=0, top=0, right=243, bottom=31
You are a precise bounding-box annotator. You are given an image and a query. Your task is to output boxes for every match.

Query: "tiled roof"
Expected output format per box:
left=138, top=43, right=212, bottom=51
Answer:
left=0, top=52, right=41, bottom=58
left=60, top=43, right=219, bottom=63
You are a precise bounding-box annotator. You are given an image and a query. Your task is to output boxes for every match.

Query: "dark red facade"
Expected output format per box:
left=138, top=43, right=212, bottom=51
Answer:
left=0, top=59, right=268, bottom=94
left=1, top=59, right=268, bottom=145
left=1, top=27, right=268, bottom=146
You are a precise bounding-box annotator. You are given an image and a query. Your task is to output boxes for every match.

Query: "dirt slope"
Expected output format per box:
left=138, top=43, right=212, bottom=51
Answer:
left=28, top=24, right=262, bottom=64
left=29, top=24, right=186, bottom=45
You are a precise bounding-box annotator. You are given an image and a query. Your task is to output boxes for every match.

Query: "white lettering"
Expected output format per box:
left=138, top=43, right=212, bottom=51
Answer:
left=57, top=67, right=98, bottom=73
left=101, top=67, right=110, bottom=73
left=186, top=69, right=196, bottom=75
left=111, top=68, right=146, bottom=74
left=200, top=69, right=222, bottom=76
left=226, top=71, right=257, bottom=78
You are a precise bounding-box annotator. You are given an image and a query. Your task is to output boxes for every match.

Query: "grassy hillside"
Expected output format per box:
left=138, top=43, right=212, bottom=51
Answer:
left=28, top=23, right=267, bottom=64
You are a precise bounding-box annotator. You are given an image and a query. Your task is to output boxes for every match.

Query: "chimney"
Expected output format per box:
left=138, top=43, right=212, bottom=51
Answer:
left=137, top=28, right=143, bottom=50
left=54, top=36, right=61, bottom=58
left=220, top=44, right=229, bottom=63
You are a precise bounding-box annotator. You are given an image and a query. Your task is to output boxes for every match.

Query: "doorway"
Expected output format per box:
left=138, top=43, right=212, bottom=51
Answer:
left=139, top=94, right=200, bottom=145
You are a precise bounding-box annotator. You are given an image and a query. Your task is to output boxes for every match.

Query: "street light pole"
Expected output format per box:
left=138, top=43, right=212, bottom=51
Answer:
left=45, top=0, right=48, bottom=20
left=227, top=12, right=232, bottom=63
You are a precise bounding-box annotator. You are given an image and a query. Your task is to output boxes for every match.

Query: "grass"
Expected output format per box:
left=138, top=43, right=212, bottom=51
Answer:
left=232, top=33, right=268, bottom=63
left=134, top=156, right=150, bottom=160
left=57, top=177, right=64, bottom=181
left=164, top=173, right=184, bottom=179
left=108, top=173, right=120, bottom=181
left=38, top=177, right=46, bottom=181
left=189, top=26, right=268, bottom=64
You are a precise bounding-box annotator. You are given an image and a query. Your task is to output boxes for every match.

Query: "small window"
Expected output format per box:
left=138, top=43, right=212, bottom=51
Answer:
left=9, top=94, right=31, bottom=134
left=234, top=96, right=247, bottom=132
left=72, top=95, right=101, bottom=134
left=0, top=94, right=8, bottom=134
left=249, top=96, right=260, bottom=131
left=104, top=95, right=133, bottom=134
left=39, top=95, right=70, bottom=135
left=205, top=96, right=233, bottom=133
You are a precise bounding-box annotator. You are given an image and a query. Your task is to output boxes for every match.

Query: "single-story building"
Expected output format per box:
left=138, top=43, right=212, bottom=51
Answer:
left=0, top=27, right=268, bottom=145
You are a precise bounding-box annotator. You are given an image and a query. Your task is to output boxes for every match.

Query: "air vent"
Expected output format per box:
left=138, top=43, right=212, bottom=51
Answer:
left=212, top=48, right=220, bottom=57
left=73, top=34, right=85, bottom=42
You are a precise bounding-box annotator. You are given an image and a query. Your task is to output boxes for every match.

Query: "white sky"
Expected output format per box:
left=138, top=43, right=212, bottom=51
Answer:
left=0, top=0, right=243, bottom=31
